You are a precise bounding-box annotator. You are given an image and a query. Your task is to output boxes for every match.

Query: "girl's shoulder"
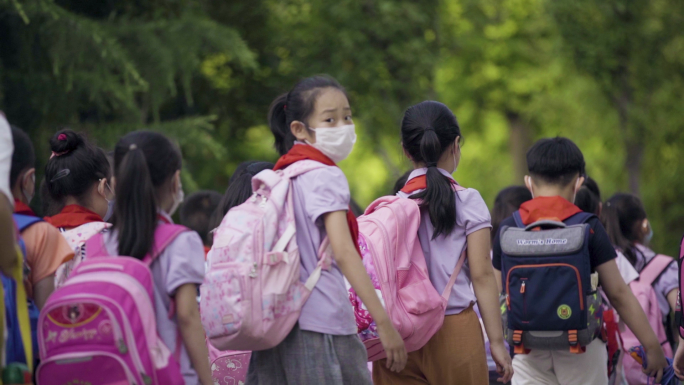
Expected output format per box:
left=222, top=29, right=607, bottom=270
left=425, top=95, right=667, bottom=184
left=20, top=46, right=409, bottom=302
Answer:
left=454, top=185, right=486, bottom=204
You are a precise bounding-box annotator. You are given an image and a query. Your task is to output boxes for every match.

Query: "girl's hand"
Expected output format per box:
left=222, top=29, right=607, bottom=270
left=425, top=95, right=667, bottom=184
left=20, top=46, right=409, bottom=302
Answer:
left=674, top=340, right=684, bottom=379
left=643, top=345, right=666, bottom=383
left=376, top=318, right=407, bottom=373
left=490, top=341, right=513, bottom=383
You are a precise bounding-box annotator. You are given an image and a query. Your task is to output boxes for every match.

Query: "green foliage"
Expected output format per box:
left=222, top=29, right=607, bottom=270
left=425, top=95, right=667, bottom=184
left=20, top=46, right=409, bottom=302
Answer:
left=1, top=0, right=683, bottom=255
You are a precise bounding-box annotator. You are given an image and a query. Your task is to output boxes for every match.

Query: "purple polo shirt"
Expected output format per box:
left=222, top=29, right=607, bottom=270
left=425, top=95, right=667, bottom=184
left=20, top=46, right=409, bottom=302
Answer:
left=397, top=168, right=492, bottom=315
left=291, top=164, right=357, bottom=335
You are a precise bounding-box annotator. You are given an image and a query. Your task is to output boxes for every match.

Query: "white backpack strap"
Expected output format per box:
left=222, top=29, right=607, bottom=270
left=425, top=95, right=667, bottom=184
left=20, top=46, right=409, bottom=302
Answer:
left=442, top=248, right=467, bottom=301
left=305, top=236, right=334, bottom=291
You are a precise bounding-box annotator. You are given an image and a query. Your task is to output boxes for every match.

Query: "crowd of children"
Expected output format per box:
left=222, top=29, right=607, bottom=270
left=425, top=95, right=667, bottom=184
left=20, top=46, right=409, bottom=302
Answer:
left=0, top=74, right=683, bottom=385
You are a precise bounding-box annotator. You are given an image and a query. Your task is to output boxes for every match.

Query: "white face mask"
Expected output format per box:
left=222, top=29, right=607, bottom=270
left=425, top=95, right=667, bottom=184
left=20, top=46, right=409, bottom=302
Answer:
left=306, top=124, right=356, bottom=163
left=168, top=179, right=184, bottom=216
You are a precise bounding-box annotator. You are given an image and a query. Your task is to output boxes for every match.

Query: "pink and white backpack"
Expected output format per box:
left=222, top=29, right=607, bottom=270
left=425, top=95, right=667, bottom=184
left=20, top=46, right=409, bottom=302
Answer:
left=201, top=160, right=332, bottom=352
left=679, top=235, right=684, bottom=339
left=349, top=195, right=467, bottom=361
left=55, top=221, right=111, bottom=287
left=207, top=339, right=250, bottom=385
left=37, top=224, right=188, bottom=385
left=621, top=255, right=674, bottom=384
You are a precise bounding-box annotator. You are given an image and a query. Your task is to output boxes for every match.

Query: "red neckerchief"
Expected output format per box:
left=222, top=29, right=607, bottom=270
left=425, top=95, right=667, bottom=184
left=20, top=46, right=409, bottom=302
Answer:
left=14, top=199, right=36, bottom=216
left=157, top=214, right=172, bottom=225
left=274, top=144, right=361, bottom=256
left=400, top=173, right=457, bottom=194
left=518, top=196, right=582, bottom=225
left=203, top=245, right=211, bottom=260
left=45, top=205, right=103, bottom=229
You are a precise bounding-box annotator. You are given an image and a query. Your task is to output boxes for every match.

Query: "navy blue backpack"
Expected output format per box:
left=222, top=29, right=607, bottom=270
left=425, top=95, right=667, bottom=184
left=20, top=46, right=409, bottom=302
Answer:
left=500, top=211, right=603, bottom=354
left=6, top=213, right=43, bottom=367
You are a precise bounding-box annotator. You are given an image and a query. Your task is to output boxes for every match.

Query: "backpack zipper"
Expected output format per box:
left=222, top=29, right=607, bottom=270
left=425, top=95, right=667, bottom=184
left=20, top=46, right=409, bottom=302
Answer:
left=505, top=263, right=584, bottom=311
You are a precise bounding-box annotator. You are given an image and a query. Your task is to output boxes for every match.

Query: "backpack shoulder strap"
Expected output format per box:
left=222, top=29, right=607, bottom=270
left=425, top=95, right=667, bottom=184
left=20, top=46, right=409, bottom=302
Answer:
left=639, top=254, right=675, bottom=287
left=12, top=213, right=43, bottom=233
left=84, top=233, right=110, bottom=260
left=512, top=210, right=524, bottom=228
left=143, top=224, right=190, bottom=266
left=282, top=159, right=328, bottom=179
left=442, top=248, right=468, bottom=301
left=564, top=212, right=596, bottom=226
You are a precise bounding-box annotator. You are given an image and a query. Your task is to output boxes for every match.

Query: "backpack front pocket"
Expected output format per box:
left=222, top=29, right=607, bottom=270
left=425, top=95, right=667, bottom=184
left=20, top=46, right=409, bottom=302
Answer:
left=200, top=263, right=251, bottom=339
left=506, top=263, right=584, bottom=331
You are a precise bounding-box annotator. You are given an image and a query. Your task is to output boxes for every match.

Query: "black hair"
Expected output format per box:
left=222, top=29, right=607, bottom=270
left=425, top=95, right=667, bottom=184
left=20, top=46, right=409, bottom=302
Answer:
left=113, top=131, right=182, bottom=260
left=268, top=75, right=348, bottom=155
left=392, top=170, right=413, bottom=195
left=180, top=190, right=222, bottom=247
left=209, top=161, right=275, bottom=233
left=491, top=186, right=532, bottom=242
left=44, top=129, right=111, bottom=209
left=401, top=101, right=462, bottom=239
left=10, top=126, right=35, bottom=189
left=526, top=137, right=586, bottom=186
left=601, top=193, right=647, bottom=266
left=575, top=177, right=601, bottom=215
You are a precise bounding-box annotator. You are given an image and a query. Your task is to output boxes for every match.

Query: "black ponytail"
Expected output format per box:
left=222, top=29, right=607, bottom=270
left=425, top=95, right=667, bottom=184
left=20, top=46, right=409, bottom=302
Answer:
left=268, top=75, right=347, bottom=155
left=401, top=101, right=462, bottom=239
left=600, top=193, right=647, bottom=266
left=45, top=129, right=111, bottom=209
left=113, top=131, right=181, bottom=260
left=209, top=161, right=274, bottom=232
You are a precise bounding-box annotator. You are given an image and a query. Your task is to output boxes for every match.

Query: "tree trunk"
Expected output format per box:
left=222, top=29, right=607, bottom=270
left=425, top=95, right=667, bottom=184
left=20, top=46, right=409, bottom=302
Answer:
left=507, top=111, right=532, bottom=184
left=613, top=87, right=642, bottom=195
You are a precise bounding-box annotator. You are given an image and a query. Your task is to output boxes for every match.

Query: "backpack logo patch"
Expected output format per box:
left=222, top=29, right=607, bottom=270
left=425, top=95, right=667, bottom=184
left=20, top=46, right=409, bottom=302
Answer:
left=557, top=304, right=572, bottom=320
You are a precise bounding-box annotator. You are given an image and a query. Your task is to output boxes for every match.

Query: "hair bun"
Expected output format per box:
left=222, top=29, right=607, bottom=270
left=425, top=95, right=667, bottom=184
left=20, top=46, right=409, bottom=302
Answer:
left=49, top=129, right=84, bottom=155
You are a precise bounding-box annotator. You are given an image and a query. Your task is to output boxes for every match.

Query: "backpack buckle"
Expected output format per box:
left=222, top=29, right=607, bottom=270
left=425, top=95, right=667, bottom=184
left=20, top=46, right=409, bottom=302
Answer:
left=568, top=330, right=583, bottom=353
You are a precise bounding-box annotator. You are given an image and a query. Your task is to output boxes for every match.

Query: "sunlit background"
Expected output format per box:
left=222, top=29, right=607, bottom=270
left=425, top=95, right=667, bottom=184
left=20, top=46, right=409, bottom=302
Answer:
left=1, top=0, right=683, bottom=253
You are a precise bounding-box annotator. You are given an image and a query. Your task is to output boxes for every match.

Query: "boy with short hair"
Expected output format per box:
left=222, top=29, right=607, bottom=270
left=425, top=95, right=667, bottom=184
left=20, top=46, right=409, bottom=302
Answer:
left=180, top=190, right=222, bottom=256
left=492, top=137, right=667, bottom=385
left=10, top=126, right=73, bottom=309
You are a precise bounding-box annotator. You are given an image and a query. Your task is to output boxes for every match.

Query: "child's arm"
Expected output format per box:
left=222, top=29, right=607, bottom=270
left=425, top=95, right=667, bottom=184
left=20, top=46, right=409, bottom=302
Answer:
left=667, top=288, right=678, bottom=314
left=34, top=275, right=55, bottom=309
left=597, top=259, right=667, bottom=381
left=469, top=228, right=513, bottom=383
left=175, top=283, right=213, bottom=385
left=675, top=335, right=684, bottom=379
left=323, top=211, right=407, bottom=373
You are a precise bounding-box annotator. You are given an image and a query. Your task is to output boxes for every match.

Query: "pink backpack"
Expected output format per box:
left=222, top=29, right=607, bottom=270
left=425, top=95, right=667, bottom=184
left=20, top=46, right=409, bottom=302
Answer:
left=207, top=339, right=250, bottom=385
left=679, top=236, right=684, bottom=339
left=349, top=195, right=466, bottom=361
left=201, top=160, right=332, bottom=351
left=621, top=255, right=674, bottom=384
left=37, top=224, right=188, bottom=385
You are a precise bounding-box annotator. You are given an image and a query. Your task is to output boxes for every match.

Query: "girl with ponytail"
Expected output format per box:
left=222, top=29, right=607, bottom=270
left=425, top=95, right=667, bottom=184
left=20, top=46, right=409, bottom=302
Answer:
left=377, top=101, right=512, bottom=384
left=601, top=193, right=679, bottom=323
left=248, top=76, right=406, bottom=385
left=100, top=131, right=212, bottom=385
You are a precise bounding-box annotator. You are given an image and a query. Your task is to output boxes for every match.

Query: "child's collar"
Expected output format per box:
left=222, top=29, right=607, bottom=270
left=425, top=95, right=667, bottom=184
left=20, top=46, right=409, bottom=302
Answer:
left=518, top=196, right=583, bottom=225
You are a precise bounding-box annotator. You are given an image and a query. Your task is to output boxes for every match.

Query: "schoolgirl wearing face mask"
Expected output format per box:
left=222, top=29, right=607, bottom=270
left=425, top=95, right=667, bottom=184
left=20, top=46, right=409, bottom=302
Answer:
left=99, top=131, right=212, bottom=385
left=43, top=129, right=115, bottom=287
left=246, top=76, right=407, bottom=385
left=601, top=193, right=679, bottom=338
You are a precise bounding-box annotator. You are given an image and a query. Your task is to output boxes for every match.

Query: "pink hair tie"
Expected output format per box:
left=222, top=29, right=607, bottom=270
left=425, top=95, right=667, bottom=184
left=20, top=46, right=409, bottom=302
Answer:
left=57, top=133, right=67, bottom=141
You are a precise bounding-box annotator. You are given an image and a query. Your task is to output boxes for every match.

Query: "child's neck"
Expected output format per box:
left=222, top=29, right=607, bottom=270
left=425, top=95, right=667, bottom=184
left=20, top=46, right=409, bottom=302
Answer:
left=532, top=185, right=574, bottom=203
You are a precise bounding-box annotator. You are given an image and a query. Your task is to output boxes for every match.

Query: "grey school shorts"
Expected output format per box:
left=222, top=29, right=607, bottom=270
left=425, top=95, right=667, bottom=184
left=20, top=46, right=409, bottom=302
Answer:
left=247, top=323, right=372, bottom=385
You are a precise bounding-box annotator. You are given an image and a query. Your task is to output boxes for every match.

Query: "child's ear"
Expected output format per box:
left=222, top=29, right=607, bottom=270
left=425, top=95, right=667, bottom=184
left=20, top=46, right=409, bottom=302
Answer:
left=524, top=175, right=534, bottom=195
left=290, top=121, right=311, bottom=142
left=402, top=147, right=413, bottom=161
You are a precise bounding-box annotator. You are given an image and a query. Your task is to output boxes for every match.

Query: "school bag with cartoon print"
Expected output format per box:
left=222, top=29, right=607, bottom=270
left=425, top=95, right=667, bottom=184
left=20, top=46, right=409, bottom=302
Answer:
left=206, top=338, right=249, bottom=385
left=37, top=224, right=188, bottom=385
left=500, top=211, right=602, bottom=353
left=54, top=221, right=111, bottom=287
left=201, top=160, right=332, bottom=352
